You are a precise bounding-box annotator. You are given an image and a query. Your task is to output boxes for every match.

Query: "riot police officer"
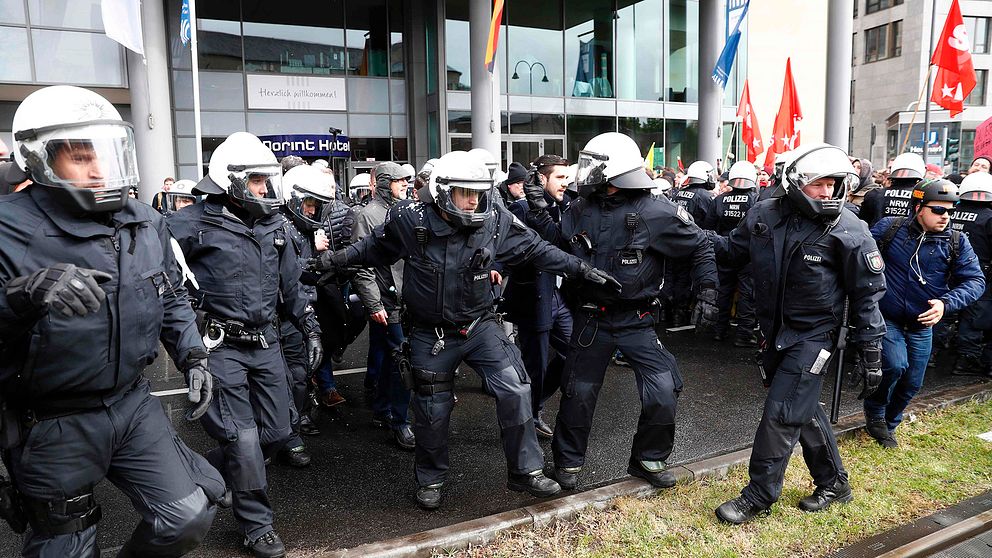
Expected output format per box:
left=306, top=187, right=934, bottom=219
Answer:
left=161, top=179, right=198, bottom=216
left=318, top=151, right=618, bottom=510
left=950, top=172, right=992, bottom=376
left=674, top=160, right=717, bottom=224
left=859, top=152, right=926, bottom=227
left=710, top=143, right=886, bottom=524
left=351, top=162, right=415, bottom=449
left=169, top=132, right=322, bottom=558
left=704, top=161, right=759, bottom=346
left=523, top=132, right=719, bottom=491
left=278, top=164, right=338, bottom=464
left=0, top=85, right=225, bottom=557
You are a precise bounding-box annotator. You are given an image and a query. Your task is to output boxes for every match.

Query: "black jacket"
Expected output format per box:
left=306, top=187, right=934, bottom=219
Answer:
left=0, top=188, right=203, bottom=410
left=167, top=197, right=313, bottom=332
left=673, top=184, right=716, bottom=228
left=339, top=201, right=586, bottom=327
left=859, top=185, right=915, bottom=227
left=712, top=198, right=886, bottom=351
left=705, top=188, right=758, bottom=235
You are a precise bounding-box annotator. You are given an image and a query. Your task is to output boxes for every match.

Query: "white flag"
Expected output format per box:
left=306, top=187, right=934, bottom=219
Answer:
left=102, top=0, right=144, bottom=56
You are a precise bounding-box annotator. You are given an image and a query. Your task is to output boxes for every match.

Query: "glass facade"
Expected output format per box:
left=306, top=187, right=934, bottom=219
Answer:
left=0, top=0, right=126, bottom=86
left=165, top=0, right=409, bottom=181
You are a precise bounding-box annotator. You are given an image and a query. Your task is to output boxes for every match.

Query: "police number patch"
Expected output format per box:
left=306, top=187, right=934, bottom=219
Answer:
left=675, top=206, right=693, bottom=225
left=865, top=250, right=885, bottom=273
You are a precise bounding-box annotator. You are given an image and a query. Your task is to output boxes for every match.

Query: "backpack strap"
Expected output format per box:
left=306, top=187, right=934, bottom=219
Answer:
left=877, top=216, right=906, bottom=255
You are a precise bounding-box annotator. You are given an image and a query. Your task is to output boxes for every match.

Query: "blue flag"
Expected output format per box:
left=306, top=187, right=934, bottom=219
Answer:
left=712, top=0, right=749, bottom=90
left=180, top=0, right=191, bottom=46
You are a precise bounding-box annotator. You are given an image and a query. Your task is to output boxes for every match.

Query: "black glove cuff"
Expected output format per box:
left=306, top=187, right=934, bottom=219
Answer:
left=180, top=347, right=209, bottom=371
left=4, top=276, right=36, bottom=316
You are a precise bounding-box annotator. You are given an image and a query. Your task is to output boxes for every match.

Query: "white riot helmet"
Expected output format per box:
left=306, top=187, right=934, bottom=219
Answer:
left=12, top=85, right=138, bottom=213
left=283, top=164, right=336, bottom=231
left=959, top=171, right=992, bottom=203
left=400, top=163, right=416, bottom=181
left=164, top=179, right=198, bottom=213
left=467, top=148, right=500, bottom=179
left=426, top=150, right=494, bottom=228
left=312, top=159, right=329, bottom=169
left=684, top=160, right=717, bottom=190
left=197, top=132, right=283, bottom=219
left=783, top=143, right=858, bottom=219
left=349, top=172, right=371, bottom=201
left=575, top=132, right=653, bottom=197
left=728, top=161, right=758, bottom=190
left=651, top=177, right=673, bottom=196
left=890, top=152, right=926, bottom=181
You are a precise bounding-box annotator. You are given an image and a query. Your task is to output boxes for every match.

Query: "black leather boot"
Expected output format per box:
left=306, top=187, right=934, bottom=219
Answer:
left=715, top=496, right=770, bottom=525
left=798, top=479, right=853, bottom=512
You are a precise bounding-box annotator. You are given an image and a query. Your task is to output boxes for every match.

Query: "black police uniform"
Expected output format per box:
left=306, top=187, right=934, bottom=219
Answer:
left=859, top=183, right=916, bottom=227
left=669, top=184, right=716, bottom=324
left=278, top=214, right=320, bottom=452
left=704, top=187, right=759, bottom=342
left=168, top=196, right=316, bottom=542
left=504, top=193, right=574, bottom=424
left=712, top=198, right=886, bottom=510
left=334, top=200, right=588, bottom=489
left=0, top=188, right=225, bottom=557
left=952, top=200, right=992, bottom=371
left=526, top=189, right=717, bottom=475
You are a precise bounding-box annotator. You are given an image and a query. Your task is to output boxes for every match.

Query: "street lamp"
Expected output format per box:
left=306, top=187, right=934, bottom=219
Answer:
left=511, top=60, right=549, bottom=95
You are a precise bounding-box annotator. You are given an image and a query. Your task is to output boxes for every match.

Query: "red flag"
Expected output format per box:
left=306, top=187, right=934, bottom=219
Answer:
left=737, top=79, right=764, bottom=163
left=763, top=59, right=802, bottom=167
left=484, top=0, right=505, bottom=73
left=677, top=156, right=684, bottom=172
left=930, top=0, right=977, bottom=117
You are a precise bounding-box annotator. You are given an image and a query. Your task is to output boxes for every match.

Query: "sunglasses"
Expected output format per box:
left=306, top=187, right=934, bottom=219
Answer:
left=924, top=205, right=955, bottom=216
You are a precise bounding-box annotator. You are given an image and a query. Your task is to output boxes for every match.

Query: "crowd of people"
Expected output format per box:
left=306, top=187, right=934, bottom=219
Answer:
left=1, top=84, right=991, bottom=557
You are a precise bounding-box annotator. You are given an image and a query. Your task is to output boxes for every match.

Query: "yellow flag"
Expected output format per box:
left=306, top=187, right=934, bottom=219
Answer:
left=644, top=142, right=656, bottom=170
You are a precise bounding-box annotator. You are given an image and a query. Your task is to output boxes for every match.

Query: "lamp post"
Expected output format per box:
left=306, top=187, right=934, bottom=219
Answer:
left=511, top=60, right=549, bottom=95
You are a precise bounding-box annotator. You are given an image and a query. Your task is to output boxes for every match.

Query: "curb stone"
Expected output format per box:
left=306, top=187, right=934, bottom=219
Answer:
left=318, top=381, right=991, bottom=558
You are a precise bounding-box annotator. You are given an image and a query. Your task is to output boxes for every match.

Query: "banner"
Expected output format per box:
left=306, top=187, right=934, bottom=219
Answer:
left=247, top=75, right=347, bottom=111
left=975, top=117, right=992, bottom=159
left=180, top=0, right=191, bottom=46
left=101, top=0, right=144, bottom=56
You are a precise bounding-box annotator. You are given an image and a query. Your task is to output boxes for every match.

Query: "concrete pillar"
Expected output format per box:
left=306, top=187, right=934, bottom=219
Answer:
left=126, top=0, right=176, bottom=203
left=824, top=0, right=853, bottom=150
left=697, top=0, right=721, bottom=166
left=469, top=0, right=500, bottom=156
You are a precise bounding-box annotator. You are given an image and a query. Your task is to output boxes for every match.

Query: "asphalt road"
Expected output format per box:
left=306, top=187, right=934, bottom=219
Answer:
left=0, top=327, right=984, bottom=557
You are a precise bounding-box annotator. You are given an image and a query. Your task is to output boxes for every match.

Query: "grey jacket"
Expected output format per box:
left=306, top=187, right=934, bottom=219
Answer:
left=351, top=188, right=405, bottom=323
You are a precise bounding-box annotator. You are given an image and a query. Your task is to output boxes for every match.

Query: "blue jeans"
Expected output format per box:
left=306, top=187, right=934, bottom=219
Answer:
left=864, top=319, right=932, bottom=433
left=367, top=321, right=412, bottom=428
left=315, top=361, right=338, bottom=393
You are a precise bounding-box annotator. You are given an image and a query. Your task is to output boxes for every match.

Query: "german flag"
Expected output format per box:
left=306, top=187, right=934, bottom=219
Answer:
left=484, top=0, right=505, bottom=73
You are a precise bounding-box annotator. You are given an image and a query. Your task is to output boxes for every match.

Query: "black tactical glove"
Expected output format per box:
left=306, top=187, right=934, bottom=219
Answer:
left=182, top=348, right=213, bottom=421
left=578, top=262, right=622, bottom=293
left=5, top=263, right=112, bottom=318
left=691, top=284, right=719, bottom=330
left=0, top=474, right=27, bottom=534
left=856, top=340, right=883, bottom=400
left=302, top=312, right=324, bottom=374
left=523, top=169, right=548, bottom=211
left=317, top=249, right=349, bottom=272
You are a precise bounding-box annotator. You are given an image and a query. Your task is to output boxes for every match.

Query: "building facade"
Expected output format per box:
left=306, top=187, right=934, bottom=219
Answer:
left=1, top=0, right=748, bottom=198
left=850, top=0, right=992, bottom=172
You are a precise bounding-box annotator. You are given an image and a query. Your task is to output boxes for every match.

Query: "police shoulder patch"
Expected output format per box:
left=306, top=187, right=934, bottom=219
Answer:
left=675, top=205, right=693, bottom=225
left=511, top=214, right=528, bottom=231
left=864, top=250, right=885, bottom=273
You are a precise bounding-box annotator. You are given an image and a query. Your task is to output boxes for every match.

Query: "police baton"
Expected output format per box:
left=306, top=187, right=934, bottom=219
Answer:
left=829, top=299, right=850, bottom=425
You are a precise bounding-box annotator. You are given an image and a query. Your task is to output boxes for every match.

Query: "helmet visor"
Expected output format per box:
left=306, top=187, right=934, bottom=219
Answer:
left=575, top=150, right=609, bottom=189
left=234, top=163, right=283, bottom=208
left=38, top=123, right=138, bottom=193
left=440, top=185, right=493, bottom=226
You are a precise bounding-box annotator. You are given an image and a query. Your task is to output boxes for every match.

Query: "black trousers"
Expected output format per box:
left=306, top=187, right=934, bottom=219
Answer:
left=408, top=318, right=543, bottom=487
left=552, top=311, right=683, bottom=469
left=517, top=291, right=572, bottom=417
left=741, top=335, right=847, bottom=509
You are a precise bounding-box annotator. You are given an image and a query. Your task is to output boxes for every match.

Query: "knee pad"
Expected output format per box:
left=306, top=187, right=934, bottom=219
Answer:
left=118, top=488, right=215, bottom=558
left=223, top=428, right=268, bottom=492
left=493, top=366, right=533, bottom=428
left=22, top=492, right=101, bottom=537
left=413, top=368, right=454, bottom=396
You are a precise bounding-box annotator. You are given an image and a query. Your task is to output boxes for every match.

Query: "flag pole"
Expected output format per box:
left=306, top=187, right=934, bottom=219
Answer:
left=899, top=66, right=933, bottom=156
left=188, top=0, right=203, bottom=180
left=725, top=118, right=739, bottom=169
left=923, top=0, right=937, bottom=160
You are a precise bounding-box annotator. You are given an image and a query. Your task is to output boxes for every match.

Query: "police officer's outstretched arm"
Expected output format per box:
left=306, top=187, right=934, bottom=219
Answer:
left=318, top=208, right=409, bottom=274
left=493, top=207, right=619, bottom=290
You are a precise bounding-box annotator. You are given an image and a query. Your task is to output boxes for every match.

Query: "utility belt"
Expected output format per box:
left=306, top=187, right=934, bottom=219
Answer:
left=409, top=312, right=495, bottom=339
left=576, top=298, right=659, bottom=316
left=201, top=313, right=274, bottom=350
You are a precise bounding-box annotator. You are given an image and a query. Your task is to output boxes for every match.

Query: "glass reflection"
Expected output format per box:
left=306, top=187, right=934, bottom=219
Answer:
left=32, top=29, right=125, bottom=86
left=667, top=0, right=698, bottom=102
left=565, top=0, right=614, bottom=98
left=507, top=0, right=563, bottom=96
left=566, top=115, right=616, bottom=160
left=196, top=2, right=243, bottom=71
left=347, top=0, right=389, bottom=76
left=619, top=117, right=665, bottom=166
left=665, top=119, right=698, bottom=167
left=616, top=0, right=664, bottom=101
left=0, top=26, right=31, bottom=81
left=242, top=0, right=346, bottom=75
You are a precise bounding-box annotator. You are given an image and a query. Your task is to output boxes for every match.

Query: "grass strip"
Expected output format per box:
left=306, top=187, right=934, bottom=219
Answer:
left=444, top=399, right=992, bottom=558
